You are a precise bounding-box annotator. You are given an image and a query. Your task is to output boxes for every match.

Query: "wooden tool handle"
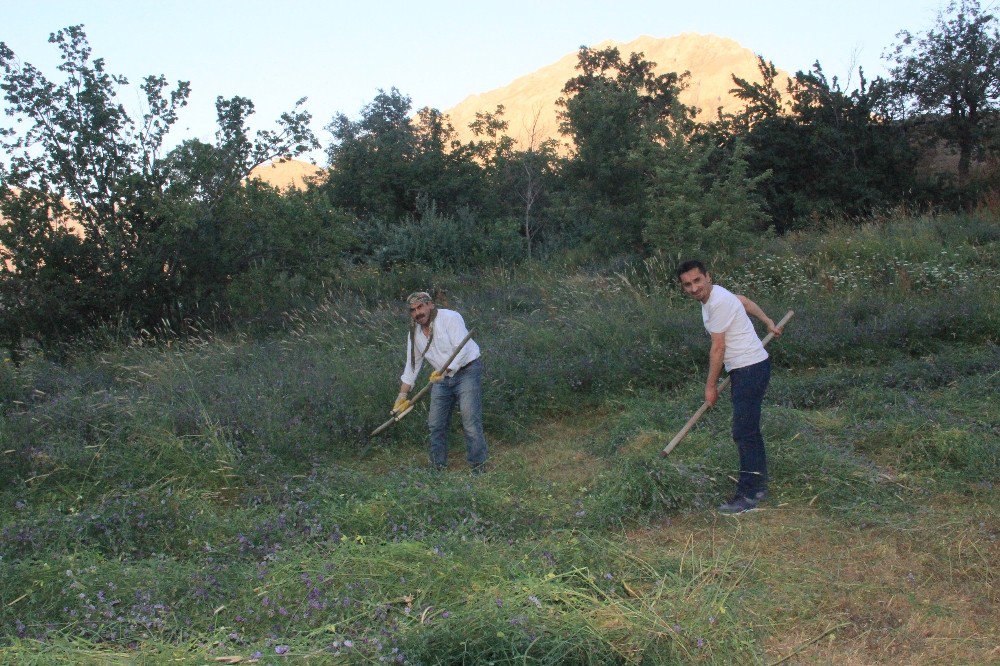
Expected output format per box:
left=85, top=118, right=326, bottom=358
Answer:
left=369, top=330, right=475, bottom=438
left=660, top=310, right=794, bottom=457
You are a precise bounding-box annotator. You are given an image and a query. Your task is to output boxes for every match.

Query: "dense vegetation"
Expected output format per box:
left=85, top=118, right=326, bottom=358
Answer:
left=0, top=213, right=997, bottom=663
left=2, top=2, right=1000, bottom=353
left=1, top=1, right=998, bottom=663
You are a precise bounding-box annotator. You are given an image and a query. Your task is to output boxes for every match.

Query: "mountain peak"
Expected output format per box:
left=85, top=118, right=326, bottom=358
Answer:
left=445, top=33, right=782, bottom=149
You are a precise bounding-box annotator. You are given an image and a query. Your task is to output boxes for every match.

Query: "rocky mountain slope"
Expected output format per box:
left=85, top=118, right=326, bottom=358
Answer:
left=445, top=33, right=785, bottom=149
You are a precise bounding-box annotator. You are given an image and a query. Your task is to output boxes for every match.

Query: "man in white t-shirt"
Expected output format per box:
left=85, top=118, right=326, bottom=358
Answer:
left=392, top=291, right=487, bottom=473
left=677, top=260, right=783, bottom=514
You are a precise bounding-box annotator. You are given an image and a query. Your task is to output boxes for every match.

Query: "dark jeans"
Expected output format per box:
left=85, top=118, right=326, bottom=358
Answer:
left=427, top=358, right=488, bottom=468
left=729, top=358, right=771, bottom=498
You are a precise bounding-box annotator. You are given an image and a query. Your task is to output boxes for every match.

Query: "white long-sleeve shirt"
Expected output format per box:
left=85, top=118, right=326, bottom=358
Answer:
left=400, top=308, right=480, bottom=386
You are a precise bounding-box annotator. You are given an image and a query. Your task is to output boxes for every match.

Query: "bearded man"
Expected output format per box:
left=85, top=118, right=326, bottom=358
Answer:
left=393, top=292, right=487, bottom=472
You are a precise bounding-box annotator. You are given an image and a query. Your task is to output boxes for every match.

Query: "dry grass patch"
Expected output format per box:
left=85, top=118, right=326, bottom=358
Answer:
left=623, top=495, right=997, bottom=664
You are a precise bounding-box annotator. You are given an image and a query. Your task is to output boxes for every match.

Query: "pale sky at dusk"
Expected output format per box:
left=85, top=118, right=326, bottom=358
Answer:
left=3, top=0, right=959, bottom=158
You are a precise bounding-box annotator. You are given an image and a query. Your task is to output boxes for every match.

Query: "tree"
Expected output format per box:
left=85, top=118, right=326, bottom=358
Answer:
left=643, top=140, right=770, bottom=255
left=0, top=26, right=191, bottom=351
left=502, top=112, right=559, bottom=260
left=0, top=26, right=317, bottom=352
left=468, top=106, right=559, bottom=259
left=557, top=46, right=695, bottom=248
left=324, top=88, right=487, bottom=221
left=888, top=0, right=1000, bottom=181
left=159, top=95, right=320, bottom=316
left=705, top=58, right=916, bottom=230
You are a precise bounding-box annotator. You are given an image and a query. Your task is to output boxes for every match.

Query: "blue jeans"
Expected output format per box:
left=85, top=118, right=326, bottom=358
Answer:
left=427, top=358, right=488, bottom=468
left=729, top=358, right=771, bottom=498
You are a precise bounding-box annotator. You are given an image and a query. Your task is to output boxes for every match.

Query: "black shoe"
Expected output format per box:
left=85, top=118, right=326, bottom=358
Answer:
left=718, top=495, right=760, bottom=515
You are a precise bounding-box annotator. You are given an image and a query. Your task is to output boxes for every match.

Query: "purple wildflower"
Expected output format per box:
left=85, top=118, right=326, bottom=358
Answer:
left=275, top=645, right=289, bottom=655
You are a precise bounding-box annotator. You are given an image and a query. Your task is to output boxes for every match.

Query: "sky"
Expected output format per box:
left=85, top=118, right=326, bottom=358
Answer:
left=2, top=0, right=957, bottom=161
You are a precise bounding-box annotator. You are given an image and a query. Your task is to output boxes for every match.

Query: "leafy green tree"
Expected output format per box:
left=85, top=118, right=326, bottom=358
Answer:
left=0, top=26, right=190, bottom=352
left=156, top=93, right=325, bottom=321
left=324, top=88, right=418, bottom=220
left=324, top=88, right=487, bottom=222
left=0, top=26, right=317, bottom=353
left=557, top=46, right=695, bottom=248
left=643, top=140, right=770, bottom=255
left=888, top=0, right=1000, bottom=182
left=708, top=59, right=915, bottom=230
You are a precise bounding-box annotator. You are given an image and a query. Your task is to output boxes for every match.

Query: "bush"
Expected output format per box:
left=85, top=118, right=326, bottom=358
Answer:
left=373, top=204, right=524, bottom=270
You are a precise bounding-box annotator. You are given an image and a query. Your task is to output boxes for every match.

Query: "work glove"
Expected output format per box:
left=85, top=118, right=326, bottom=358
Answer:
left=392, top=393, right=411, bottom=415
left=429, top=370, right=445, bottom=383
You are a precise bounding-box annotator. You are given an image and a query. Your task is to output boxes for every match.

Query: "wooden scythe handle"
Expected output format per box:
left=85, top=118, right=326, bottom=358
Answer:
left=660, top=310, right=794, bottom=457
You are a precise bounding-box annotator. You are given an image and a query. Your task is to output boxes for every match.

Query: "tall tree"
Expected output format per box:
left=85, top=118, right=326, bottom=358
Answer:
left=0, top=26, right=317, bottom=352
left=706, top=58, right=915, bottom=230
left=887, top=0, right=1000, bottom=181
left=324, top=88, right=486, bottom=221
left=0, top=26, right=190, bottom=351
left=468, top=106, right=559, bottom=258
left=557, top=46, right=694, bottom=248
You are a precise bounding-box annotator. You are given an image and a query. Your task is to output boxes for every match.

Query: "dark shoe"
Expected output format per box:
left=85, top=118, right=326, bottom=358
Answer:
left=718, top=495, right=760, bottom=515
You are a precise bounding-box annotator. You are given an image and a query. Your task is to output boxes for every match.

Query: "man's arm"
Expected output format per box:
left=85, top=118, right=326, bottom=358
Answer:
left=706, top=332, right=726, bottom=406
left=737, top=294, right=782, bottom=337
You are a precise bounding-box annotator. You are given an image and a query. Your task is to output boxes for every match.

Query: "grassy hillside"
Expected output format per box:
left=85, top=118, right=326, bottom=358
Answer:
left=1, top=213, right=997, bottom=664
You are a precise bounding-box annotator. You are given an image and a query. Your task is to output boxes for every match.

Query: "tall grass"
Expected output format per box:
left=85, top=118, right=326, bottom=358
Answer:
left=1, top=211, right=997, bottom=662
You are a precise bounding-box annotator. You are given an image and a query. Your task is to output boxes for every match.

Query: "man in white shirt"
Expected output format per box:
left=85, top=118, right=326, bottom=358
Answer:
left=393, top=291, right=487, bottom=472
left=677, top=260, right=783, bottom=514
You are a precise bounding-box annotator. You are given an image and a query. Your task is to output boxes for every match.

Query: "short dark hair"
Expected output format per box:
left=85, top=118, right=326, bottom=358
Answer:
left=676, top=259, right=707, bottom=280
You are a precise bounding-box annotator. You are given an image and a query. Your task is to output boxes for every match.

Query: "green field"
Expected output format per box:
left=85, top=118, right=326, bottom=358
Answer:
left=1, top=214, right=998, bottom=664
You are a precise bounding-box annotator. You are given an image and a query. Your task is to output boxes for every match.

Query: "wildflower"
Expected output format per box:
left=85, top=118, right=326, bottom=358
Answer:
left=251, top=651, right=262, bottom=659
left=528, top=595, right=541, bottom=608
left=442, top=611, right=451, bottom=618
left=495, top=598, right=503, bottom=608
left=343, top=640, right=354, bottom=648
left=275, top=645, right=289, bottom=655
left=697, top=638, right=704, bottom=648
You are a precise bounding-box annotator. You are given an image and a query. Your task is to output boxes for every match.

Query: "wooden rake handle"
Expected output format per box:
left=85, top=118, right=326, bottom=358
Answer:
left=660, top=310, right=794, bottom=457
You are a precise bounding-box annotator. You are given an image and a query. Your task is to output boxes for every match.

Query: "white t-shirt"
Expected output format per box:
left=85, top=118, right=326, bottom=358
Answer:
left=702, top=285, right=768, bottom=371
left=400, top=308, right=480, bottom=386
